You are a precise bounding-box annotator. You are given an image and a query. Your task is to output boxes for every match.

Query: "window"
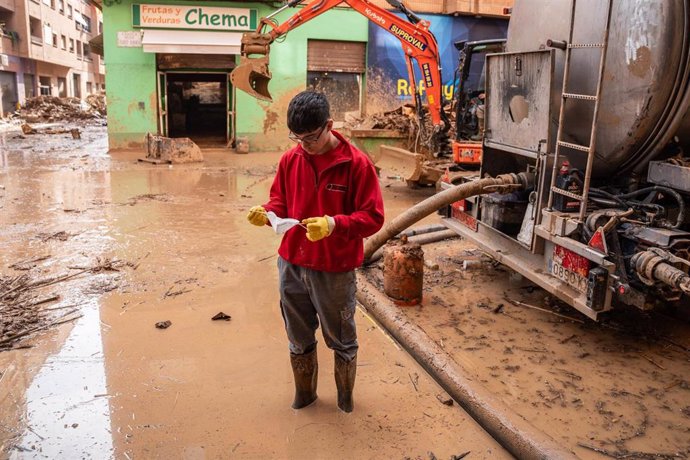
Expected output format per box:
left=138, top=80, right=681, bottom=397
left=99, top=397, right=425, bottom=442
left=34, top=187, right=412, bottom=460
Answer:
left=98, top=21, right=102, bottom=34
left=43, top=24, right=52, bottom=42
left=67, top=4, right=72, bottom=19
left=81, top=14, right=91, bottom=33
left=76, top=40, right=82, bottom=58
left=0, top=11, right=12, bottom=35
left=69, top=38, right=74, bottom=53
left=61, top=35, right=66, bottom=50
left=86, top=81, right=92, bottom=94
left=39, top=76, right=51, bottom=95
left=52, top=33, right=57, bottom=47
left=50, top=0, right=55, bottom=9
left=58, top=0, right=64, bottom=13
left=82, top=43, right=90, bottom=60
left=29, top=17, right=42, bottom=45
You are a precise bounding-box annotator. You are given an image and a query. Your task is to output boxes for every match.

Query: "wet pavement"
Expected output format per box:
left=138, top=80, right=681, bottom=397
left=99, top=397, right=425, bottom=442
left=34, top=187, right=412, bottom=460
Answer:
left=0, top=125, right=508, bottom=459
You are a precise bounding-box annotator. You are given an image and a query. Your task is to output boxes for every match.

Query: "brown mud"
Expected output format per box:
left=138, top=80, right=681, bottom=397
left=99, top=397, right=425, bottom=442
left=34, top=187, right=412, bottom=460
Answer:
left=0, top=126, right=506, bottom=459
left=3, top=124, right=687, bottom=459
left=364, top=237, right=690, bottom=459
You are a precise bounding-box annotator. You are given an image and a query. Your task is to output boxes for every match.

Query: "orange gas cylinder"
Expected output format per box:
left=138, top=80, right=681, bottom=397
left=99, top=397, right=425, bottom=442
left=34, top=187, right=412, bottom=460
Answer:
left=382, top=235, right=424, bottom=306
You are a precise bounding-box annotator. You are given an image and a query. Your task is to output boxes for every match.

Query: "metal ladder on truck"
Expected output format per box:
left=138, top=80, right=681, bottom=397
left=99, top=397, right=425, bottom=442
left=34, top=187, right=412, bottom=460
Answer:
left=546, top=0, right=614, bottom=222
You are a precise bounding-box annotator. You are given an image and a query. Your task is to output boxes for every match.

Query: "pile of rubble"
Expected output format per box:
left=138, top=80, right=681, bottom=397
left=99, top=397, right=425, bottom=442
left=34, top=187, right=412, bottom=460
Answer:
left=346, top=105, right=417, bottom=132
left=12, top=94, right=106, bottom=123
left=346, top=104, right=458, bottom=141
left=85, top=93, right=107, bottom=116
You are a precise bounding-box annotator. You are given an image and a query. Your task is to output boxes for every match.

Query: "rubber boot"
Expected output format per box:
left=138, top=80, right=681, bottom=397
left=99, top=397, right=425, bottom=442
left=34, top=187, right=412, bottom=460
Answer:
left=290, top=348, right=318, bottom=409
left=334, top=353, right=357, bottom=413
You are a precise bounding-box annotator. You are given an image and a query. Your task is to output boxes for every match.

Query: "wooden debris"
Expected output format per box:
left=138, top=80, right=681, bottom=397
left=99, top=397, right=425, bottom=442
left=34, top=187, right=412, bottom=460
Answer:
left=211, top=312, right=231, bottom=321
left=640, top=353, right=666, bottom=370
left=0, top=310, right=82, bottom=347
left=559, top=334, right=577, bottom=344
left=577, top=443, right=685, bottom=459
left=408, top=372, right=419, bottom=392
left=1, top=258, right=126, bottom=350
left=450, top=452, right=471, bottom=460
left=163, top=286, right=192, bottom=298
left=8, top=255, right=51, bottom=270
left=503, top=298, right=585, bottom=324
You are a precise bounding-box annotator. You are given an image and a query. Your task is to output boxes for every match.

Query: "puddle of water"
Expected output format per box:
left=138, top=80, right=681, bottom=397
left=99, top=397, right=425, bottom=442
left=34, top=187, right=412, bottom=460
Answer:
left=8, top=304, right=113, bottom=459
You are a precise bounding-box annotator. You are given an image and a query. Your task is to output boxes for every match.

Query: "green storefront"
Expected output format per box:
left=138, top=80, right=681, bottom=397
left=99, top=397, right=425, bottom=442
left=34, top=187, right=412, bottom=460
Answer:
left=102, top=1, right=368, bottom=151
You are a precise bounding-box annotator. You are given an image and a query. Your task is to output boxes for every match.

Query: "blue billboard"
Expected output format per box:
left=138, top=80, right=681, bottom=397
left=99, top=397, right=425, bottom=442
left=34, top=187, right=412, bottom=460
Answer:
left=366, top=14, right=508, bottom=105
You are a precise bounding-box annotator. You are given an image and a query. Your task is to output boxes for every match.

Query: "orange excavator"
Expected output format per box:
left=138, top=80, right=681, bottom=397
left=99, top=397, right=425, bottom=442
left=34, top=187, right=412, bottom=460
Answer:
left=230, top=0, right=452, bottom=157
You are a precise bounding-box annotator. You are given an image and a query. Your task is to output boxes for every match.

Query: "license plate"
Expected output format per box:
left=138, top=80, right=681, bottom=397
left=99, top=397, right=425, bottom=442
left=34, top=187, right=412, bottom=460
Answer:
left=451, top=200, right=478, bottom=231
left=549, top=260, right=588, bottom=292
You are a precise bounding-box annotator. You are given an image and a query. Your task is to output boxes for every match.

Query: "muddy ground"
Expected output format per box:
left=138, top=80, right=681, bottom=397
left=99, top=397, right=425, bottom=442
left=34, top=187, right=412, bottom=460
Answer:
left=0, top=124, right=689, bottom=459
left=0, top=125, right=506, bottom=459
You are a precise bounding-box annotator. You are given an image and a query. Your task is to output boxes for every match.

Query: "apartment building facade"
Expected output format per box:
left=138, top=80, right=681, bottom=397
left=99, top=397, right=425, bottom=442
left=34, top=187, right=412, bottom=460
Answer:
left=0, top=0, right=104, bottom=116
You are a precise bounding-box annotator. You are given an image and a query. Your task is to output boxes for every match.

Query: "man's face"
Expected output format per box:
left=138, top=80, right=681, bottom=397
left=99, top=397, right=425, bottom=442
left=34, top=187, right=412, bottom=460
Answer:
left=289, top=120, right=332, bottom=155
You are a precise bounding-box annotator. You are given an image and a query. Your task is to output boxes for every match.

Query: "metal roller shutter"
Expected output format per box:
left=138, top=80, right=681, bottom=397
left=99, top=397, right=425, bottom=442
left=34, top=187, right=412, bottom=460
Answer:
left=307, top=40, right=366, bottom=73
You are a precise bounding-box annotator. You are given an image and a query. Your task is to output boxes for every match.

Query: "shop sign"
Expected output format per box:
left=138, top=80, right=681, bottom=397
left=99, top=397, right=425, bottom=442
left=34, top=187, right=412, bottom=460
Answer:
left=132, top=4, right=257, bottom=32
left=117, top=31, right=142, bottom=47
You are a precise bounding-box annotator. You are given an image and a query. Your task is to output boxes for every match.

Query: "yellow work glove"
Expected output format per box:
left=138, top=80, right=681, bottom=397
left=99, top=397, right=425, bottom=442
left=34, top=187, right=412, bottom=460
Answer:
left=247, top=205, right=268, bottom=226
left=302, top=215, right=335, bottom=242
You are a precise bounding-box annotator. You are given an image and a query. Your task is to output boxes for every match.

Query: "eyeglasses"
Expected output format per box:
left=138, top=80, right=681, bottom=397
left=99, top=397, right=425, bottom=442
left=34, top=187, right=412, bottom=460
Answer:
left=288, top=122, right=328, bottom=144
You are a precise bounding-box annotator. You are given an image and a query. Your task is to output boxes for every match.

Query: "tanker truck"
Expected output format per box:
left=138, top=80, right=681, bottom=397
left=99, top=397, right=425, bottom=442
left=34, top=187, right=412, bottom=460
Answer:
left=438, top=0, right=690, bottom=319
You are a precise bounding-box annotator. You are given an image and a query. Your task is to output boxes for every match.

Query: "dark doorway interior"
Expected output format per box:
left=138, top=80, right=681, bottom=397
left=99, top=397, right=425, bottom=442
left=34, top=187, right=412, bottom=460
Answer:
left=167, top=73, right=227, bottom=146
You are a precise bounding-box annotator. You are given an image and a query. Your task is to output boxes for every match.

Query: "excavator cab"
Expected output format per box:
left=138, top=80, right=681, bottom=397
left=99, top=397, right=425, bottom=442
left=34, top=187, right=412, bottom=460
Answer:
left=453, top=39, right=506, bottom=140
left=230, top=32, right=275, bottom=101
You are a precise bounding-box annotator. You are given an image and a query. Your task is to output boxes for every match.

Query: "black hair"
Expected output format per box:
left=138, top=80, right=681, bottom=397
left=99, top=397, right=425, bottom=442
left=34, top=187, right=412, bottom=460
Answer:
left=287, top=90, right=330, bottom=134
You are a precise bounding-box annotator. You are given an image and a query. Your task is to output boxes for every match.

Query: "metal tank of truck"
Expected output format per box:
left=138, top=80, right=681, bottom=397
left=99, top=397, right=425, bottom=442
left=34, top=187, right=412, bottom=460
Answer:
left=439, top=0, right=690, bottom=318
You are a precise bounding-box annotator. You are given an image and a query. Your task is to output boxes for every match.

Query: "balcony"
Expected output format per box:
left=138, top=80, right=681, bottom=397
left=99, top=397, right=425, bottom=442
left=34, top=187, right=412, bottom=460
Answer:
left=0, top=33, right=18, bottom=54
left=0, top=0, right=14, bottom=12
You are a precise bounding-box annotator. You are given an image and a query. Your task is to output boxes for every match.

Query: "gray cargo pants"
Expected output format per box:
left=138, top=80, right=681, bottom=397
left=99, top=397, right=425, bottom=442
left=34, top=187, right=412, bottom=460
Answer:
left=278, top=256, right=358, bottom=362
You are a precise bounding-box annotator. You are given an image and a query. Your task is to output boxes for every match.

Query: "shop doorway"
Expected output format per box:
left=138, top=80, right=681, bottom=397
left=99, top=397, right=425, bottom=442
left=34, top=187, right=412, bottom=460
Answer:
left=0, top=71, right=17, bottom=116
left=160, top=72, right=231, bottom=147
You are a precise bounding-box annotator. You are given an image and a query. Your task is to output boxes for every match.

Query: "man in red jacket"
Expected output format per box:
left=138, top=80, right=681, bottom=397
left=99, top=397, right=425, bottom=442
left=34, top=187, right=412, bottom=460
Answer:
left=247, top=91, right=384, bottom=412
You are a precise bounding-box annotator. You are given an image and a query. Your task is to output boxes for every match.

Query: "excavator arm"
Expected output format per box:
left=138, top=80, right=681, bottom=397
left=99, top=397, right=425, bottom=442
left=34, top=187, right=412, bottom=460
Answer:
left=230, top=0, right=450, bottom=154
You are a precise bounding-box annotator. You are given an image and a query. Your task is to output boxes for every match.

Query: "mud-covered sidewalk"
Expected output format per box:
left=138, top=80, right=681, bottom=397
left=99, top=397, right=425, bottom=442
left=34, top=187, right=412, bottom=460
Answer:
left=0, top=125, right=508, bottom=459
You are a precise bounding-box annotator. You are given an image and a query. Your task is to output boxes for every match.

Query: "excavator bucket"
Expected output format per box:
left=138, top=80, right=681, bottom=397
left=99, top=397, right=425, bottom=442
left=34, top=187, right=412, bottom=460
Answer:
left=230, top=32, right=274, bottom=101
left=230, top=56, right=273, bottom=101
left=377, top=145, right=426, bottom=182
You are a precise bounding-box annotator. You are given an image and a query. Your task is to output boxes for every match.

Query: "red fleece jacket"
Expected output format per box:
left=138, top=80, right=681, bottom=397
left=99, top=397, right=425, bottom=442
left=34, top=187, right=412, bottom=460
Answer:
left=264, top=130, right=384, bottom=272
